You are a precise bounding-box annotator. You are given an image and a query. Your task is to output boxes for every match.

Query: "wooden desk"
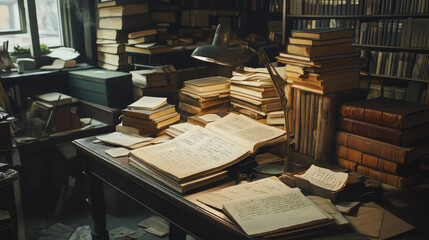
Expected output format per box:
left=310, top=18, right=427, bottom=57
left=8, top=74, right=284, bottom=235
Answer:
left=73, top=136, right=248, bottom=240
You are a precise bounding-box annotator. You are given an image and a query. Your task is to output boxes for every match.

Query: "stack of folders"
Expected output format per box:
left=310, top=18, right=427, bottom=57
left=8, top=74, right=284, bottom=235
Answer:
left=277, top=28, right=361, bottom=95
left=130, top=65, right=178, bottom=101
left=128, top=113, right=287, bottom=193
left=178, top=76, right=231, bottom=120
left=335, top=97, right=429, bottom=188
left=229, top=67, right=283, bottom=120
left=120, top=96, right=180, bottom=135
left=96, top=1, right=154, bottom=70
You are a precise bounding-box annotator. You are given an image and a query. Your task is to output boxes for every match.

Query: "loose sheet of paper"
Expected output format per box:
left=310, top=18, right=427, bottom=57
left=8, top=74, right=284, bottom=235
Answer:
left=205, top=113, right=286, bottom=152
left=138, top=216, right=169, bottom=237
left=96, top=132, right=152, bottom=148
left=169, top=122, right=202, bottom=133
left=199, top=114, right=222, bottom=122
left=296, top=165, right=348, bottom=192
left=223, top=188, right=329, bottom=236
left=197, top=177, right=290, bottom=210
left=127, top=96, right=167, bottom=110
left=105, top=147, right=129, bottom=158
left=307, top=195, right=348, bottom=225
left=129, top=128, right=249, bottom=181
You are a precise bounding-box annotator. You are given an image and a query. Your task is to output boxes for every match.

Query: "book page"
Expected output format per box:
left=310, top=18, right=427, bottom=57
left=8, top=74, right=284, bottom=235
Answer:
left=296, top=165, right=348, bottom=192
left=205, top=113, right=286, bottom=152
left=223, top=188, right=329, bottom=236
left=128, top=96, right=167, bottom=110
left=129, top=128, right=249, bottom=181
left=197, top=177, right=290, bottom=210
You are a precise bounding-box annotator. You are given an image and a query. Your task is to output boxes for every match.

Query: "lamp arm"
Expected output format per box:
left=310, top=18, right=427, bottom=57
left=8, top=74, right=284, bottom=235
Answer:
left=235, top=39, right=292, bottom=171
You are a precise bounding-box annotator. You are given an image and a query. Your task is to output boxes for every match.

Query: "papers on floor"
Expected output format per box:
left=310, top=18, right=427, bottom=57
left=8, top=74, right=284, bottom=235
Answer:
left=295, top=165, right=348, bottom=192
left=96, top=132, right=152, bottom=149
left=138, top=216, right=169, bottom=237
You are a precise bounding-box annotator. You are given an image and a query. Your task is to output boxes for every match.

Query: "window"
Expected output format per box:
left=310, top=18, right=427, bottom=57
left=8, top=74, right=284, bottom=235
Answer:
left=0, top=0, right=63, bottom=52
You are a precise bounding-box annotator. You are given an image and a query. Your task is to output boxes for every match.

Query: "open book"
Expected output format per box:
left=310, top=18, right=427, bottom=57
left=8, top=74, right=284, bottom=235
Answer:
left=129, top=113, right=286, bottom=189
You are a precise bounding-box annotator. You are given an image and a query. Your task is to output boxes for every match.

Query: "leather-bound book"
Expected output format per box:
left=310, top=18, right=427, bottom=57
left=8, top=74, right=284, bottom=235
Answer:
left=340, top=97, right=429, bottom=129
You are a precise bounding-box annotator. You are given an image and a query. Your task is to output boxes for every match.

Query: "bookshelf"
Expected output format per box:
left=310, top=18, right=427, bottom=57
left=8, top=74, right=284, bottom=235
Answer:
left=282, top=0, right=429, bottom=105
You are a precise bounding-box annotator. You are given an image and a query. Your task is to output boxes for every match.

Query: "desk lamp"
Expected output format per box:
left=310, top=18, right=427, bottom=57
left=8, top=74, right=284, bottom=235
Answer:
left=191, top=24, right=292, bottom=173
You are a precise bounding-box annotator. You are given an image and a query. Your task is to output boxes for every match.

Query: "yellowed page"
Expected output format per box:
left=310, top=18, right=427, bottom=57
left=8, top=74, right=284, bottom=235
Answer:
left=223, top=188, right=329, bottom=236
left=205, top=113, right=286, bottom=152
left=296, top=165, right=348, bottom=192
left=96, top=132, right=153, bottom=148
left=196, top=177, right=290, bottom=210
left=129, top=128, right=249, bottom=181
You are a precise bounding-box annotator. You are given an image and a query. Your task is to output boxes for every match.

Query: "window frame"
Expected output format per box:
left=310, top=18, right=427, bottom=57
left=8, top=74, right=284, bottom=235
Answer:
left=0, top=0, right=27, bottom=34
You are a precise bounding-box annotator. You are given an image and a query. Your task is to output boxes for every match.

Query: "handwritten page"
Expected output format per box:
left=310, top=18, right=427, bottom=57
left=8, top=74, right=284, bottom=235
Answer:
left=129, top=128, right=249, bottom=181
left=197, top=177, right=289, bottom=210
left=205, top=113, right=286, bottom=152
left=222, top=188, right=330, bottom=236
left=127, top=96, right=167, bottom=110
left=96, top=132, right=153, bottom=149
left=296, top=165, right=348, bottom=192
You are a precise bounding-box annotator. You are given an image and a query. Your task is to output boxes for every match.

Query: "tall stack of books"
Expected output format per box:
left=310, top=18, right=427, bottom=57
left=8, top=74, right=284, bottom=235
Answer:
left=130, top=65, right=178, bottom=101
left=230, top=67, right=283, bottom=120
left=121, top=96, right=180, bottom=135
left=178, top=76, right=231, bottom=119
left=277, top=28, right=361, bottom=95
left=335, top=97, right=429, bottom=188
left=96, top=1, right=152, bottom=71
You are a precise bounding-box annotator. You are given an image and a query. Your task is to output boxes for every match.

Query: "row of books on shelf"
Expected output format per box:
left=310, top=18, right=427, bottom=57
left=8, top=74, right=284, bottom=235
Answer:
left=289, top=0, right=429, bottom=15
left=335, top=97, right=429, bottom=187
left=356, top=18, right=429, bottom=48
left=293, top=19, right=356, bottom=32
left=366, top=51, right=429, bottom=80
left=364, top=79, right=428, bottom=104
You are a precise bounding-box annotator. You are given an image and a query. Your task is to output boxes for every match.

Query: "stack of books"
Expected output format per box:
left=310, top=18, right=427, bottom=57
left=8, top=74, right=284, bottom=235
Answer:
left=277, top=28, right=361, bottom=95
left=335, top=97, right=429, bottom=188
left=178, top=76, right=231, bottom=119
left=230, top=67, right=283, bottom=120
left=121, top=96, right=180, bottom=135
left=96, top=1, right=152, bottom=71
left=130, top=65, right=178, bottom=101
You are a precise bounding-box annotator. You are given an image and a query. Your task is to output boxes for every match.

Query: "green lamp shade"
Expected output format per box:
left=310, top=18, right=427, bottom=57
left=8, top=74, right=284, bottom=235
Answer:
left=191, top=24, right=236, bottom=66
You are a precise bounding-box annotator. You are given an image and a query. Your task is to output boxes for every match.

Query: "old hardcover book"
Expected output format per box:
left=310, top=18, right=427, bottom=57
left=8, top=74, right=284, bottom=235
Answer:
left=179, top=91, right=229, bottom=109
left=287, top=42, right=354, bottom=57
left=128, top=28, right=157, bottom=39
left=99, top=14, right=152, bottom=30
left=122, top=104, right=176, bottom=120
left=339, top=117, right=429, bottom=146
left=356, top=165, right=417, bottom=188
left=127, top=96, right=167, bottom=110
left=97, top=52, right=125, bottom=66
left=98, top=4, right=149, bottom=17
left=122, top=113, right=180, bottom=129
left=183, top=76, right=230, bottom=93
left=231, top=98, right=281, bottom=112
left=340, top=97, right=429, bottom=130
left=130, top=66, right=176, bottom=88
left=336, top=131, right=429, bottom=164
left=288, top=37, right=352, bottom=46
left=97, top=61, right=125, bottom=71
left=179, top=102, right=230, bottom=116
left=97, top=29, right=128, bottom=41
left=336, top=157, right=358, bottom=171
left=127, top=35, right=157, bottom=45
left=97, top=43, right=125, bottom=54
left=128, top=113, right=286, bottom=186
left=34, top=92, right=73, bottom=105
left=97, top=0, right=143, bottom=8
left=125, top=44, right=172, bottom=54
left=291, top=28, right=354, bottom=40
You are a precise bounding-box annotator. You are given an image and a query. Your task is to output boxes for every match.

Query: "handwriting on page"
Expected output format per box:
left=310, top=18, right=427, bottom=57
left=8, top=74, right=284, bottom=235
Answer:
left=197, top=177, right=290, bottom=210
left=131, top=128, right=248, bottom=180
left=297, top=165, right=348, bottom=192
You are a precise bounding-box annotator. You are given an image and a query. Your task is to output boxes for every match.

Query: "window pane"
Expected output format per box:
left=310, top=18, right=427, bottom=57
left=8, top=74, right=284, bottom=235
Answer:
left=36, top=0, right=63, bottom=47
left=0, top=0, right=22, bottom=32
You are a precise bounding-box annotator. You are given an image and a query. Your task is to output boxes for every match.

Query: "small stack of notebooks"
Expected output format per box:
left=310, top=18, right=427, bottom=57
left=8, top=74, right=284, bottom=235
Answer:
left=121, top=96, right=180, bottom=135
left=130, top=65, right=178, bottom=101
left=277, top=28, right=361, bottom=94
left=96, top=0, right=153, bottom=71
left=178, top=76, right=231, bottom=119
left=335, top=97, right=429, bottom=188
left=229, top=67, right=283, bottom=120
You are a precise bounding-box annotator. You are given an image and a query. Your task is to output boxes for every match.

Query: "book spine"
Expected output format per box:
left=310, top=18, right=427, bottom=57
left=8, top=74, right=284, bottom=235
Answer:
left=340, top=104, right=403, bottom=129
left=299, top=91, right=306, bottom=153
left=314, top=95, right=323, bottom=160
left=356, top=165, right=416, bottom=188
left=336, top=157, right=358, bottom=171
left=303, top=93, right=311, bottom=155
left=336, top=144, right=362, bottom=164
left=339, top=117, right=402, bottom=146
left=295, top=89, right=301, bottom=151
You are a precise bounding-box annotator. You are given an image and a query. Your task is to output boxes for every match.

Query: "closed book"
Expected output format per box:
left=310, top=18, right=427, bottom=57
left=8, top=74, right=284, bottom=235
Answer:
left=122, top=104, right=176, bottom=120
left=99, top=14, right=152, bottom=30
left=339, top=97, right=429, bottom=130
left=97, top=61, right=125, bottom=71
left=336, top=157, right=358, bottom=171
left=97, top=43, right=125, bottom=54
left=178, top=92, right=229, bottom=109
left=125, top=44, right=172, bottom=54
left=98, top=4, right=149, bottom=17
left=179, top=102, right=230, bottom=116
left=356, top=165, right=417, bottom=188
left=292, top=80, right=360, bottom=95
left=128, top=29, right=157, bottom=39
left=287, top=43, right=354, bottom=57
left=122, top=113, right=180, bottom=129
left=130, top=68, right=176, bottom=88
left=127, top=35, right=157, bottom=45
left=97, top=0, right=143, bottom=8
left=231, top=98, right=281, bottom=112
left=97, top=52, right=125, bottom=66
left=97, top=29, right=128, bottom=41
left=339, top=116, right=429, bottom=146
left=288, top=37, right=352, bottom=46
left=291, top=28, right=354, bottom=40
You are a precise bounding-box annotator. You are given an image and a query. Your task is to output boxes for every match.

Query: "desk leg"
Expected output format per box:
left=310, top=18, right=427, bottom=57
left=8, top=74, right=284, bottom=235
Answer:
left=89, top=173, right=109, bottom=240
left=169, top=223, right=186, bottom=240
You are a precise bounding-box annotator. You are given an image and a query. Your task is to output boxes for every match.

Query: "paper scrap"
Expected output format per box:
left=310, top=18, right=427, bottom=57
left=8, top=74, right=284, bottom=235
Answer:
left=128, top=228, right=146, bottom=239
left=109, top=226, right=135, bottom=239
left=296, top=165, right=348, bottom=192
left=335, top=201, right=360, bottom=214
left=199, top=114, right=222, bottom=122
left=346, top=205, right=384, bottom=238
left=138, top=216, right=169, bottom=237
left=307, top=195, right=349, bottom=226
left=105, top=147, right=130, bottom=158
left=96, top=132, right=152, bottom=148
